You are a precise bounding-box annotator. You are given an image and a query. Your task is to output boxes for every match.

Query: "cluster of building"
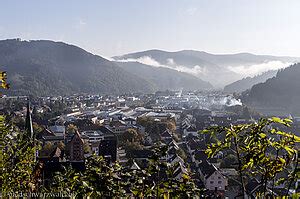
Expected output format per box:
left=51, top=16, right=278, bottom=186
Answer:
left=1, top=90, right=298, bottom=198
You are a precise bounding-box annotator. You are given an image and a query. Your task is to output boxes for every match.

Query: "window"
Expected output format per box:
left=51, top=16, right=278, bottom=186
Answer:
left=218, top=176, right=221, bottom=179
left=210, top=181, right=213, bottom=184
left=218, top=181, right=222, bottom=184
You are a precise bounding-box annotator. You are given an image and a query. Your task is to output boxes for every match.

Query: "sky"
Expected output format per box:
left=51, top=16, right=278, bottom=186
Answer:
left=0, top=0, right=300, bottom=57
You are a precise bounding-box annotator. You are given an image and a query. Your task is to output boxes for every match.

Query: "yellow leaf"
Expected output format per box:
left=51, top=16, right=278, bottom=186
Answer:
left=163, top=192, right=169, bottom=199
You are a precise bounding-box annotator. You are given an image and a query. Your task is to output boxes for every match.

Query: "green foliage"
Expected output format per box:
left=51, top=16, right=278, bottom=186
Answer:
left=121, top=128, right=144, bottom=144
left=83, top=141, right=91, bottom=154
left=137, top=117, right=176, bottom=142
left=48, top=145, right=201, bottom=198
left=121, top=128, right=145, bottom=157
left=201, top=117, right=300, bottom=197
left=39, top=142, right=55, bottom=156
left=124, top=142, right=144, bottom=158
left=127, top=144, right=201, bottom=198
left=1, top=39, right=155, bottom=96
left=0, top=71, right=10, bottom=90
left=220, top=154, right=238, bottom=168
left=244, top=63, right=300, bottom=114
left=224, top=70, right=277, bottom=93
left=0, top=115, right=41, bottom=193
left=33, top=122, right=43, bottom=135
left=66, top=124, right=78, bottom=134
left=0, top=101, right=197, bottom=198
left=50, top=155, right=127, bottom=197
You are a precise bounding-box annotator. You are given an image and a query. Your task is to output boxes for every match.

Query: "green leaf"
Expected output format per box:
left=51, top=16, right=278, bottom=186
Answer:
left=131, top=189, right=139, bottom=196
left=283, top=146, right=295, bottom=156
left=283, top=118, right=293, bottom=123
left=163, top=192, right=169, bottom=199
left=271, top=117, right=282, bottom=123
left=293, top=135, right=300, bottom=142
left=259, top=133, right=266, bottom=138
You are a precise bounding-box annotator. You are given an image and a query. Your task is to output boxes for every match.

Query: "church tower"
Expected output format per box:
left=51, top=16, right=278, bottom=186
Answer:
left=25, top=101, right=34, bottom=140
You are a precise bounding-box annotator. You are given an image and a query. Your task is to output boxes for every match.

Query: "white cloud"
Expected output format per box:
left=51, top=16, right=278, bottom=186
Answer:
left=114, top=56, right=293, bottom=87
left=186, top=7, right=198, bottom=16
left=79, top=19, right=86, bottom=26
left=74, top=18, right=87, bottom=30
left=173, top=65, right=207, bottom=76
left=115, top=56, right=208, bottom=76
left=166, top=58, right=175, bottom=65
left=227, top=61, right=291, bottom=77
left=116, top=56, right=161, bottom=67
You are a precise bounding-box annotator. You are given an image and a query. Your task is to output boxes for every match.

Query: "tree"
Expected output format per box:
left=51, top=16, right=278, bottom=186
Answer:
left=50, top=155, right=127, bottom=198
left=66, top=124, right=78, bottom=134
left=220, top=154, right=238, bottom=168
left=83, top=141, right=91, bottom=154
left=121, top=128, right=143, bottom=143
left=140, top=144, right=200, bottom=197
left=201, top=117, right=300, bottom=197
left=48, top=144, right=201, bottom=198
left=137, top=117, right=176, bottom=142
left=0, top=115, right=41, bottom=194
left=124, top=141, right=144, bottom=157
left=0, top=71, right=10, bottom=91
left=33, top=122, right=43, bottom=135
left=39, top=142, right=55, bottom=156
left=57, top=141, right=65, bottom=150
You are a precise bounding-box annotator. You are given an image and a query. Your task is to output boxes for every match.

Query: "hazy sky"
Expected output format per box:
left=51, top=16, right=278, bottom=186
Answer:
left=1, top=0, right=300, bottom=57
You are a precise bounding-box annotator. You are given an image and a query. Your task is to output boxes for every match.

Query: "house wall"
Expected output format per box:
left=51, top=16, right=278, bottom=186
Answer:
left=183, top=129, right=198, bottom=137
left=69, top=137, right=84, bottom=161
left=205, top=171, right=228, bottom=191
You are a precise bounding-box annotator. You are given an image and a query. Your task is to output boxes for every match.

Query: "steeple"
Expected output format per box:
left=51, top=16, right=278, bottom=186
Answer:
left=25, top=100, right=34, bottom=139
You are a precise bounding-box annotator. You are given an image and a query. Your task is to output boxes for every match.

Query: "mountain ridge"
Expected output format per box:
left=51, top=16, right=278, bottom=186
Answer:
left=243, top=63, right=300, bottom=115
left=115, top=61, right=213, bottom=91
left=224, top=70, right=277, bottom=93
left=0, top=39, right=212, bottom=96
left=114, top=50, right=299, bottom=87
left=0, top=39, right=154, bottom=96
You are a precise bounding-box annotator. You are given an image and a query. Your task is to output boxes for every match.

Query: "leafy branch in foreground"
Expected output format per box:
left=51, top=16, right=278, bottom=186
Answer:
left=1, top=107, right=199, bottom=197
left=48, top=144, right=200, bottom=198
left=0, top=115, right=41, bottom=193
left=50, top=155, right=127, bottom=198
left=0, top=71, right=9, bottom=90
left=201, top=117, right=300, bottom=198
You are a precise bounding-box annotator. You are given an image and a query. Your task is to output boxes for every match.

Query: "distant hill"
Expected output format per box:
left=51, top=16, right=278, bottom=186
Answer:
left=0, top=39, right=158, bottom=96
left=224, top=70, right=277, bottom=93
left=114, top=50, right=299, bottom=87
left=116, top=61, right=212, bottom=91
left=0, top=39, right=213, bottom=96
left=242, top=63, right=300, bottom=115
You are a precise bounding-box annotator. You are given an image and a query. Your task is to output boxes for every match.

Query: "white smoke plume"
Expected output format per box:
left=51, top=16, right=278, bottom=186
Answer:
left=211, top=96, right=242, bottom=107
left=223, top=97, right=243, bottom=106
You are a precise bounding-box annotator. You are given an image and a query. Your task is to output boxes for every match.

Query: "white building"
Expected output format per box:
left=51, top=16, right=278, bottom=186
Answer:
left=199, top=160, right=228, bottom=191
